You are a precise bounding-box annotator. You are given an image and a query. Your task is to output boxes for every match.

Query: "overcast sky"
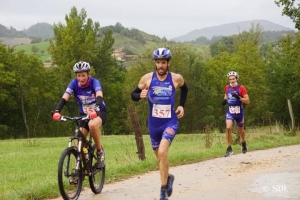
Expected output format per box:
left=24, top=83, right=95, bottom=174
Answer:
left=0, top=0, right=296, bottom=39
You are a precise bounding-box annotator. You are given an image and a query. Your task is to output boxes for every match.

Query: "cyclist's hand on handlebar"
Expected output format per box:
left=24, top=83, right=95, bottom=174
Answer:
left=89, top=110, right=98, bottom=119
left=94, top=105, right=100, bottom=112
left=52, top=110, right=61, bottom=120
left=89, top=105, right=101, bottom=118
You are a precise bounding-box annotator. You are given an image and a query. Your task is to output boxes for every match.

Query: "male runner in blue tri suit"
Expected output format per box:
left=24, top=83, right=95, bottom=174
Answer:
left=131, top=48, right=188, bottom=200
left=222, top=71, right=250, bottom=157
left=53, top=61, right=107, bottom=173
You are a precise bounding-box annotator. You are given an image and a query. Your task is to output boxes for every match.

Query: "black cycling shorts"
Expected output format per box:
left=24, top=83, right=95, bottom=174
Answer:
left=80, top=110, right=107, bottom=131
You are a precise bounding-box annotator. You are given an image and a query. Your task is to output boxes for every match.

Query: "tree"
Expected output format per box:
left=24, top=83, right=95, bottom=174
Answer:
left=193, top=36, right=210, bottom=45
left=31, top=37, right=42, bottom=43
left=0, top=43, right=59, bottom=139
left=31, top=45, right=39, bottom=54
left=206, top=25, right=267, bottom=130
left=210, top=36, right=235, bottom=57
left=265, top=33, right=300, bottom=126
left=275, top=0, right=300, bottom=29
left=0, top=45, right=16, bottom=138
left=48, top=6, right=126, bottom=135
left=49, top=7, right=101, bottom=83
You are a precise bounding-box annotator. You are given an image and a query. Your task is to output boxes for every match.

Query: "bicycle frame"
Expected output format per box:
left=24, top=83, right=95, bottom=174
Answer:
left=61, top=115, right=94, bottom=176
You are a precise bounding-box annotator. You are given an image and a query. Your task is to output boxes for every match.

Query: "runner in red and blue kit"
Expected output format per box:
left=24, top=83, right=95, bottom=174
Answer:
left=131, top=48, right=188, bottom=200
left=52, top=61, right=107, bottom=172
left=222, top=71, right=250, bottom=157
left=225, top=84, right=247, bottom=125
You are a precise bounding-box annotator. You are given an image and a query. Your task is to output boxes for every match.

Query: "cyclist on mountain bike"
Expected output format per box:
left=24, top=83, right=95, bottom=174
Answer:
left=222, top=71, right=249, bottom=157
left=53, top=61, right=107, bottom=169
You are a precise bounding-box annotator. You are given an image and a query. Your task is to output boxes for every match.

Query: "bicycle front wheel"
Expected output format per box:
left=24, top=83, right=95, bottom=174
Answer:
left=58, top=147, right=83, bottom=200
left=89, top=144, right=105, bottom=194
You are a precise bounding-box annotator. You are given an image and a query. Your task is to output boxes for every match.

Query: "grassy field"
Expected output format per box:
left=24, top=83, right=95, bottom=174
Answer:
left=0, top=127, right=299, bottom=200
left=14, top=41, right=52, bottom=63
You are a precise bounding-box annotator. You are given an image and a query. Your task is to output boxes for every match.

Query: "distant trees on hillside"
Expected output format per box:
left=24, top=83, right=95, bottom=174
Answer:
left=31, top=37, right=42, bottom=43
left=189, top=30, right=295, bottom=46
left=23, top=23, right=54, bottom=40
left=100, top=22, right=147, bottom=44
left=0, top=24, right=27, bottom=38
left=0, top=22, right=54, bottom=40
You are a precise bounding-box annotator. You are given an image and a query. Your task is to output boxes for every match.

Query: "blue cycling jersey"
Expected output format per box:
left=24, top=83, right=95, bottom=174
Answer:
left=64, top=77, right=105, bottom=114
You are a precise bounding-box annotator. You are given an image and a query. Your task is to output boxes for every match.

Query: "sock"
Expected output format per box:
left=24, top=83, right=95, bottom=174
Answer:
left=242, top=141, right=247, bottom=147
left=161, top=185, right=167, bottom=189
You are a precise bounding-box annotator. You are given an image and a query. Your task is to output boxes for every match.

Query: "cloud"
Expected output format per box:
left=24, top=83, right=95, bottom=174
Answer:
left=0, top=0, right=296, bottom=39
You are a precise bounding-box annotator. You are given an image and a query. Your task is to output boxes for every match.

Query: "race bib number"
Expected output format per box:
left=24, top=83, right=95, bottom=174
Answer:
left=83, top=103, right=96, bottom=114
left=152, top=104, right=171, bottom=118
left=229, top=106, right=240, bottom=114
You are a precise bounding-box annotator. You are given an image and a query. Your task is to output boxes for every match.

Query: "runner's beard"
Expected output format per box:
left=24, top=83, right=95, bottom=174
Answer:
left=156, top=67, right=168, bottom=76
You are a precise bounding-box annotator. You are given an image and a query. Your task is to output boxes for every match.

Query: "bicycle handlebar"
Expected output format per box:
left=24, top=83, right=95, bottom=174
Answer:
left=60, top=115, right=91, bottom=122
left=53, top=111, right=98, bottom=122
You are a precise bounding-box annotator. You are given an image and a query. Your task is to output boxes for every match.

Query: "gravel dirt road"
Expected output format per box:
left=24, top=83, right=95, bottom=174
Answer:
left=52, top=144, right=300, bottom=200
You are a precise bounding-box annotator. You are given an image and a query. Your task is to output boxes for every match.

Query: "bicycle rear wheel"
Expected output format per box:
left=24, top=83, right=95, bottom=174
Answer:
left=58, top=147, right=83, bottom=200
left=89, top=144, right=105, bottom=194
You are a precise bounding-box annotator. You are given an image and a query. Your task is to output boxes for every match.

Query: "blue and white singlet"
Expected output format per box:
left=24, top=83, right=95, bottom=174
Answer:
left=147, top=72, right=179, bottom=149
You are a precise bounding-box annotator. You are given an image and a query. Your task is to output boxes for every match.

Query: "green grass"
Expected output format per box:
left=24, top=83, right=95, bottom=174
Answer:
left=0, top=129, right=300, bottom=200
left=14, top=41, right=51, bottom=63
left=112, top=33, right=146, bottom=54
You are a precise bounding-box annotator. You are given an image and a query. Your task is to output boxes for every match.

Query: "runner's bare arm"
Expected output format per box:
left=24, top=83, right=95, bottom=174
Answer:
left=131, top=73, right=152, bottom=101
left=172, top=73, right=185, bottom=88
left=224, top=93, right=227, bottom=99
left=240, top=94, right=250, bottom=104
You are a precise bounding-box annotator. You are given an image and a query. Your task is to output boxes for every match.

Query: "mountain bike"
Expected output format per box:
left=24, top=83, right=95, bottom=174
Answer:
left=53, top=113, right=105, bottom=200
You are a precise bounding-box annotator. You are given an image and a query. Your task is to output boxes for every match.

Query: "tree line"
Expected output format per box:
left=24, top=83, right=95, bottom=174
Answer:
left=187, top=30, right=296, bottom=45
left=1, top=5, right=300, bottom=139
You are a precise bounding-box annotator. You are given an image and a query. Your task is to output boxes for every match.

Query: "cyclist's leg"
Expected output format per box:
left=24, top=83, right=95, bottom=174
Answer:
left=89, top=117, right=102, bottom=148
left=79, top=118, right=89, bottom=137
left=89, top=110, right=107, bottom=168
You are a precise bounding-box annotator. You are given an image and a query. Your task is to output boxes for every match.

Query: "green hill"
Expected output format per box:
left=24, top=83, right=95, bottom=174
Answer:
left=12, top=32, right=164, bottom=63
left=14, top=41, right=51, bottom=62
left=23, top=23, right=54, bottom=40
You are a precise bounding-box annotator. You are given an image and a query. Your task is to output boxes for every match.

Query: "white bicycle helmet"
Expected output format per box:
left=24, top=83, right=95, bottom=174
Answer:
left=73, top=61, right=90, bottom=73
left=227, top=71, right=239, bottom=78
